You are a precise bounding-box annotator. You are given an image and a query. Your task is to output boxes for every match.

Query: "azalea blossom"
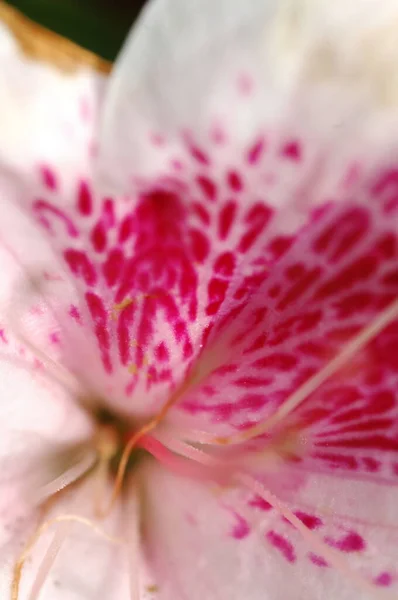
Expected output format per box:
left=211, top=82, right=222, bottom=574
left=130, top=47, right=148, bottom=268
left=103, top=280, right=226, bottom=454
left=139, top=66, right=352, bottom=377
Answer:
left=0, top=0, right=398, bottom=599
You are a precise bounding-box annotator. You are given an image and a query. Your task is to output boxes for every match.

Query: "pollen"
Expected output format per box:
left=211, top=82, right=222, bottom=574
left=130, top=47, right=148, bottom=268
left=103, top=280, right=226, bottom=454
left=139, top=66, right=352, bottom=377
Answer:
left=111, top=297, right=133, bottom=318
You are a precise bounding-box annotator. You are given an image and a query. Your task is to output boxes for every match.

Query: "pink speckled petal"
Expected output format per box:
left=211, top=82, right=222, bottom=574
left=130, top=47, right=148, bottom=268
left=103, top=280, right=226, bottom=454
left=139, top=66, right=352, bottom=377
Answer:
left=0, top=473, right=131, bottom=600
left=100, top=0, right=398, bottom=192
left=160, top=171, right=398, bottom=440
left=0, top=21, right=105, bottom=203
left=141, top=461, right=398, bottom=599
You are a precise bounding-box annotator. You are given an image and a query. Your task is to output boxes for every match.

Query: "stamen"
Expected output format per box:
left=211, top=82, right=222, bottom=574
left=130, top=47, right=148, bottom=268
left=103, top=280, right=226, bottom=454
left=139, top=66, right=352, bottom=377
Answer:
left=213, top=298, right=398, bottom=445
left=238, top=472, right=394, bottom=599
left=101, top=376, right=194, bottom=515
left=11, top=514, right=123, bottom=600
left=34, top=449, right=97, bottom=505
left=26, top=521, right=71, bottom=600
left=125, top=483, right=141, bottom=600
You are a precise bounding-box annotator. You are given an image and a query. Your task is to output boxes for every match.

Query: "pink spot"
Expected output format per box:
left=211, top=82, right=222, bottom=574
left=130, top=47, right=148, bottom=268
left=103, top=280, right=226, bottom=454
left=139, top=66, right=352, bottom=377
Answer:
left=214, top=252, right=235, bottom=277
left=325, top=531, right=366, bottom=553
left=206, top=278, right=229, bottom=315
left=69, top=305, right=81, bottom=323
left=267, top=236, right=294, bottom=258
left=254, top=353, right=297, bottom=371
left=238, top=393, right=267, bottom=410
left=227, top=170, right=244, bottom=192
left=277, top=267, right=322, bottom=310
left=91, top=222, right=107, bottom=253
left=238, top=203, right=273, bottom=253
left=192, top=202, right=211, bottom=226
left=197, top=175, right=217, bottom=202
left=315, top=255, right=378, bottom=300
left=375, top=572, right=393, bottom=587
left=246, top=138, right=265, bottom=165
left=190, top=229, right=210, bottom=263
left=49, top=332, right=60, bottom=345
left=237, top=72, right=254, bottom=95
left=294, top=512, right=322, bottom=530
left=313, top=207, right=369, bottom=262
left=218, top=201, right=237, bottom=240
left=171, top=159, right=184, bottom=171
left=267, top=531, right=296, bottom=563
left=210, top=125, right=226, bottom=145
left=188, top=144, right=211, bottom=165
left=0, top=329, right=8, bottom=344
left=309, top=554, right=328, bottom=567
left=314, top=452, right=358, bottom=470
left=248, top=495, right=272, bottom=511
left=150, top=133, right=166, bottom=146
left=103, top=248, right=124, bottom=287
left=281, top=140, right=302, bottom=161
left=40, top=165, right=57, bottom=191
left=155, top=342, right=169, bottom=362
left=363, top=457, right=380, bottom=472
left=33, top=200, right=79, bottom=238
left=80, top=97, right=91, bottom=121
left=64, top=249, right=97, bottom=286
left=119, top=215, right=135, bottom=243
left=77, top=180, right=93, bottom=216
left=231, top=513, right=250, bottom=540
left=86, top=291, right=112, bottom=373
left=102, top=198, right=115, bottom=228
left=376, top=232, right=397, bottom=259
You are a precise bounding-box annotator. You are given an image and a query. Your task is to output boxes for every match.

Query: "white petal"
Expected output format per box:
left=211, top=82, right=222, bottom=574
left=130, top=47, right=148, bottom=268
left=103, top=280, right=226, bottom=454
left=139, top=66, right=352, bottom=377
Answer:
left=0, top=16, right=106, bottom=201
left=99, top=0, right=398, bottom=193
left=140, top=461, right=396, bottom=600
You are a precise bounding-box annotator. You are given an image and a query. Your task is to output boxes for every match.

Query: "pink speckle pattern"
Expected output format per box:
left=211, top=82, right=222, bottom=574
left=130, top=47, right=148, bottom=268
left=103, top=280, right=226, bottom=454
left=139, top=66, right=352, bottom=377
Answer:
left=20, top=109, right=398, bottom=590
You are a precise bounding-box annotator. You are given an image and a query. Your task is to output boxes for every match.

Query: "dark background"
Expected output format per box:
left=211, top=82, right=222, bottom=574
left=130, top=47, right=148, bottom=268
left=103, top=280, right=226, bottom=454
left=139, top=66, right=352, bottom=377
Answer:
left=5, top=0, right=148, bottom=61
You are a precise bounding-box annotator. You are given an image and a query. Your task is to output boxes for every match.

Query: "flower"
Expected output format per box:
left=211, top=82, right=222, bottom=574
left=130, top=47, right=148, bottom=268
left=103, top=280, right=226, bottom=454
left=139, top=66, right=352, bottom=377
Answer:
left=0, top=0, right=398, bottom=599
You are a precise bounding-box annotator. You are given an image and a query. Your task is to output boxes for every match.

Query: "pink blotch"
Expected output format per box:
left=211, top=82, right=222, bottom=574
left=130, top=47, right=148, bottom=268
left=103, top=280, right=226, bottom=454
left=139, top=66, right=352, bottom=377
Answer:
left=248, top=495, right=272, bottom=511
left=80, top=97, right=91, bottom=122
left=246, top=138, right=265, bottom=165
left=227, top=170, right=243, bottom=192
left=49, top=332, right=60, bottom=345
left=210, top=125, right=226, bottom=145
left=150, top=133, right=166, bottom=146
left=267, top=531, right=296, bottom=563
left=39, top=165, right=58, bottom=191
left=281, top=140, right=302, bottom=161
left=77, top=180, right=93, bottom=216
left=375, top=572, right=393, bottom=587
left=69, top=305, right=82, bottom=323
left=236, top=72, right=254, bottom=95
left=309, top=554, right=328, bottom=567
left=33, top=200, right=79, bottom=238
left=197, top=175, right=217, bottom=202
left=230, top=513, right=250, bottom=540
left=325, top=531, right=366, bottom=553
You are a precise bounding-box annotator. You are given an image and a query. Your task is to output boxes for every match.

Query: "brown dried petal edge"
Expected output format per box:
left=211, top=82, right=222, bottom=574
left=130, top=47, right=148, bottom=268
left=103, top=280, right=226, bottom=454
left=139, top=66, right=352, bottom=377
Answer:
left=0, top=1, right=112, bottom=74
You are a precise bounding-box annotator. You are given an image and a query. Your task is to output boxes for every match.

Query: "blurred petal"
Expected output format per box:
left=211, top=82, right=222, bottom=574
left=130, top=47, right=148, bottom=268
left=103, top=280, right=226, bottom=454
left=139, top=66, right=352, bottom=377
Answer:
left=0, top=18, right=106, bottom=199
left=1, top=472, right=131, bottom=600
left=141, top=461, right=395, bottom=600
left=99, top=0, right=398, bottom=192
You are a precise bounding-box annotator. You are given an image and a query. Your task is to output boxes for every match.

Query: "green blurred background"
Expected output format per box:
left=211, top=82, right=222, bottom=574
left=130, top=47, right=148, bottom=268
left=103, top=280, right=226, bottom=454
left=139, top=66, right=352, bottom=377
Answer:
left=5, top=0, right=148, bottom=61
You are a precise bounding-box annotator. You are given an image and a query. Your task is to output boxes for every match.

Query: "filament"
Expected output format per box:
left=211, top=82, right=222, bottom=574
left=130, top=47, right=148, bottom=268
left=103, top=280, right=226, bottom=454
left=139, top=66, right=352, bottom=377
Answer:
left=212, top=298, right=398, bottom=445
left=125, top=483, right=141, bottom=600
left=101, top=376, right=193, bottom=515
left=26, top=521, right=71, bottom=600
left=238, top=472, right=394, bottom=599
left=34, top=449, right=97, bottom=505
left=12, top=514, right=123, bottom=600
